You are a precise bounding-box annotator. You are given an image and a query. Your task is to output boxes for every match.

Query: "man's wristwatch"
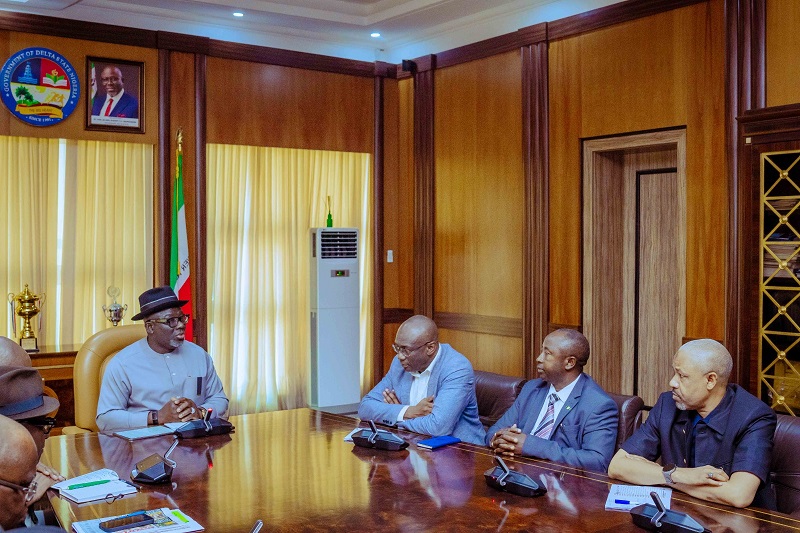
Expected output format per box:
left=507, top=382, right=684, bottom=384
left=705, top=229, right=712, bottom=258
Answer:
left=149, top=410, right=158, bottom=426
left=662, top=463, right=677, bottom=484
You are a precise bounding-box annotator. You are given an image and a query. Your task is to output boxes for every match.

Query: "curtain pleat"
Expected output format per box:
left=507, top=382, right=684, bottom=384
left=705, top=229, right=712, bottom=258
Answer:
left=0, top=135, right=153, bottom=346
left=207, top=144, right=372, bottom=415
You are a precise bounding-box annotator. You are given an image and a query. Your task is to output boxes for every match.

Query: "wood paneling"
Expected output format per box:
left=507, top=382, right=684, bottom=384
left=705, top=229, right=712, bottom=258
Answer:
left=433, top=312, right=522, bottom=338
left=523, top=38, right=550, bottom=378
left=766, top=0, right=800, bottom=107
left=548, top=0, right=727, bottom=339
left=433, top=51, right=523, bottom=320
left=548, top=0, right=707, bottom=40
left=413, top=59, right=436, bottom=318
left=433, top=50, right=524, bottom=374
left=0, top=32, right=158, bottom=145
left=383, top=78, right=414, bottom=309
left=438, top=328, right=524, bottom=377
left=205, top=58, right=374, bottom=153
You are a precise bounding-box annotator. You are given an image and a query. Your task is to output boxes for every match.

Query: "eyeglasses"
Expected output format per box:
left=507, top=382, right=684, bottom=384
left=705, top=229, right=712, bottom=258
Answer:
left=0, top=477, right=38, bottom=504
left=392, top=340, right=433, bottom=357
left=22, top=416, right=56, bottom=435
left=147, top=314, right=190, bottom=329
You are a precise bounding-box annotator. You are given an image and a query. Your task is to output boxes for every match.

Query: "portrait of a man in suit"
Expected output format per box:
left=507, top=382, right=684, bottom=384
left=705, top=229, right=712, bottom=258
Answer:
left=91, top=65, right=138, bottom=119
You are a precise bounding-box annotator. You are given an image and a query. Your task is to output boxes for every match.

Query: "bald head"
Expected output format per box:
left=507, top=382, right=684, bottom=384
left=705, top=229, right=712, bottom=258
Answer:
left=679, top=339, right=733, bottom=384
left=398, top=315, right=438, bottom=344
left=0, top=337, right=31, bottom=367
left=0, top=415, right=38, bottom=529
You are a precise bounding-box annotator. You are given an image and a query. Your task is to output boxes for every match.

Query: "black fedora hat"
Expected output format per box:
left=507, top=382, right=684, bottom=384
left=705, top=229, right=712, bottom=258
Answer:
left=131, top=286, right=188, bottom=321
left=0, top=366, right=60, bottom=420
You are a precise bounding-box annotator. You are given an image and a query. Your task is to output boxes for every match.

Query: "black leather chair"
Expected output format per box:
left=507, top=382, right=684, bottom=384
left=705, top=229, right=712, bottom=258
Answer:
left=770, top=413, right=800, bottom=516
left=474, top=370, right=527, bottom=428
left=607, top=392, right=645, bottom=451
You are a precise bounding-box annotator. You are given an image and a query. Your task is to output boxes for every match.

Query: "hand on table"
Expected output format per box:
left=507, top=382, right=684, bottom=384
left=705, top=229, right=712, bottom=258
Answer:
left=489, top=424, right=526, bottom=456
left=159, top=396, right=202, bottom=423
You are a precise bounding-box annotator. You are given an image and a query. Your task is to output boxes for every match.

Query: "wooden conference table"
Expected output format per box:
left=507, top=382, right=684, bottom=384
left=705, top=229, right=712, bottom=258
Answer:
left=43, top=408, right=800, bottom=532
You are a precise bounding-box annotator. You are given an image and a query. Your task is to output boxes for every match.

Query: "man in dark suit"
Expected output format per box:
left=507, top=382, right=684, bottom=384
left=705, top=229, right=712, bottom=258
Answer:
left=608, top=339, right=776, bottom=509
left=91, top=66, right=138, bottom=118
left=486, top=329, right=618, bottom=472
left=358, top=315, right=485, bottom=444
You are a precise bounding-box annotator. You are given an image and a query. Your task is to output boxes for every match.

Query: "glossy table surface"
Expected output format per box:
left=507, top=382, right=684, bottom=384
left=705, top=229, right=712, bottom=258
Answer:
left=43, top=408, right=800, bottom=532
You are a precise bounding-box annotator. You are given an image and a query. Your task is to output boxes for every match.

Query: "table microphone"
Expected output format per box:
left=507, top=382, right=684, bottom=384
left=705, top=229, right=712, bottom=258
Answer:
left=484, top=456, right=546, bottom=497
left=629, top=491, right=711, bottom=532
left=131, top=437, right=179, bottom=484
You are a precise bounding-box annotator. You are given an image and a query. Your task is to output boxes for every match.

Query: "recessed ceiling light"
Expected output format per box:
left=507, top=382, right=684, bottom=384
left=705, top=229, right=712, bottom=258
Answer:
left=233, top=12, right=244, bottom=17
left=370, top=32, right=381, bottom=38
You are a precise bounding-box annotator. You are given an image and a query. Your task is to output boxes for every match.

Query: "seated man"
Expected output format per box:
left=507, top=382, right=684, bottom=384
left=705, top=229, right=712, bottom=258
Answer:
left=0, top=338, right=63, bottom=488
left=97, top=286, right=229, bottom=432
left=358, top=315, right=485, bottom=444
left=0, top=415, right=39, bottom=531
left=0, top=365, right=63, bottom=503
left=608, top=339, right=777, bottom=509
left=486, top=329, right=618, bottom=472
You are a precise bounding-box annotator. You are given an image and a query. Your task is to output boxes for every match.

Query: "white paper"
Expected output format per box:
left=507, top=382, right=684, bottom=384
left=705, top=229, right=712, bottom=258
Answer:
left=54, top=468, right=137, bottom=504
left=114, top=425, right=176, bottom=441
left=604, top=484, right=672, bottom=511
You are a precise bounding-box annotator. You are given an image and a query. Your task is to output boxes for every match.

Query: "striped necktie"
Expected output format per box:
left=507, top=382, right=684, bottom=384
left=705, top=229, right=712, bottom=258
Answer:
left=533, top=393, right=559, bottom=439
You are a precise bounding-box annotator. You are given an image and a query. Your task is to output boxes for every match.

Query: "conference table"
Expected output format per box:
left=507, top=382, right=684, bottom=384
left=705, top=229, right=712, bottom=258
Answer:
left=43, top=408, right=800, bottom=532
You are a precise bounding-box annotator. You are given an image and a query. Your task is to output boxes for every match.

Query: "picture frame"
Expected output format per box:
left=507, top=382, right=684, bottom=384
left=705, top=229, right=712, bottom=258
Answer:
left=85, top=57, right=143, bottom=133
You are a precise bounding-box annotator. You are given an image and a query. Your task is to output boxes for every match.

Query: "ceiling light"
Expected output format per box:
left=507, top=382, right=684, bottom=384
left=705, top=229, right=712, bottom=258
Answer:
left=370, top=32, right=381, bottom=38
left=233, top=12, right=244, bottom=17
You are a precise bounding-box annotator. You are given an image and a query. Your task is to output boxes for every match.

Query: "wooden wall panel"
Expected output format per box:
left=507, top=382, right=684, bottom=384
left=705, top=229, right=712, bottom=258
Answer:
left=765, top=0, right=800, bottom=107
left=438, top=328, right=524, bottom=377
left=433, top=51, right=523, bottom=319
left=432, top=50, right=524, bottom=374
left=383, top=78, right=414, bottom=309
left=168, top=51, right=199, bottom=339
left=549, top=0, right=727, bottom=339
left=0, top=31, right=158, bottom=145
left=206, top=57, right=373, bottom=153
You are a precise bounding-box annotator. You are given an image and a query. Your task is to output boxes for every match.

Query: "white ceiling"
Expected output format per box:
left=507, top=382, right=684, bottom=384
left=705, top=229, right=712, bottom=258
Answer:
left=0, top=0, right=625, bottom=63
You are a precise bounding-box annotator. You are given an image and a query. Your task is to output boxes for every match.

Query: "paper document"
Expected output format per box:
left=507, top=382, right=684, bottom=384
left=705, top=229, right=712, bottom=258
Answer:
left=71, top=507, right=204, bottom=533
left=604, top=484, right=672, bottom=512
left=113, top=424, right=181, bottom=441
left=53, top=468, right=137, bottom=504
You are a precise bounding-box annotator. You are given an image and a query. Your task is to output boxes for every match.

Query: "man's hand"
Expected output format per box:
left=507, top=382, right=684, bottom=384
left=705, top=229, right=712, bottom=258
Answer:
left=36, top=461, right=65, bottom=482
left=382, top=389, right=401, bottom=404
left=404, top=396, right=434, bottom=419
left=158, top=396, right=202, bottom=423
left=489, top=424, right=526, bottom=456
left=27, top=470, right=58, bottom=505
left=673, top=465, right=729, bottom=487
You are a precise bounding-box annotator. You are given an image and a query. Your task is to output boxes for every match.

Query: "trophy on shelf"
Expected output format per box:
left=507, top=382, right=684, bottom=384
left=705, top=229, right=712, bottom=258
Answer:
left=102, top=286, right=128, bottom=327
left=8, top=284, right=45, bottom=352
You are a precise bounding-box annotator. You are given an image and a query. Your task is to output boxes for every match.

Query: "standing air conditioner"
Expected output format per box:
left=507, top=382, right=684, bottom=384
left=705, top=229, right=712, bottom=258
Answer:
left=310, top=228, right=361, bottom=413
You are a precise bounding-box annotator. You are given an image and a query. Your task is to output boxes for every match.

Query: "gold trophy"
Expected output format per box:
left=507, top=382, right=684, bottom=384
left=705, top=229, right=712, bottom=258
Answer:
left=102, top=286, right=128, bottom=327
left=8, top=284, right=45, bottom=352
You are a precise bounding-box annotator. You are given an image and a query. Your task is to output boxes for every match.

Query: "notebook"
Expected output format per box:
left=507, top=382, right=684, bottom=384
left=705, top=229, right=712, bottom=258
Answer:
left=113, top=422, right=186, bottom=441
left=417, top=435, right=461, bottom=450
left=53, top=468, right=137, bottom=504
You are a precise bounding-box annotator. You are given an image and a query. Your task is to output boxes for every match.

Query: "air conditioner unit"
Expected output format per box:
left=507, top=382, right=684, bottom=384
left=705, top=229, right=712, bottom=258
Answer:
left=309, top=228, right=361, bottom=413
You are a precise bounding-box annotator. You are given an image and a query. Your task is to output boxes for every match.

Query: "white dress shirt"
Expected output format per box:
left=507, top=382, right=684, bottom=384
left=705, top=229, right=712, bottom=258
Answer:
left=397, top=344, right=441, bottom=421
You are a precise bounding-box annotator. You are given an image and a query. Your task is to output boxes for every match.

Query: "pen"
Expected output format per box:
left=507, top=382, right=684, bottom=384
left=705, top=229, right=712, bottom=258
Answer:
left=614, top=499, right=630, bottom=505
left=68, top=479, right=111, bottom=490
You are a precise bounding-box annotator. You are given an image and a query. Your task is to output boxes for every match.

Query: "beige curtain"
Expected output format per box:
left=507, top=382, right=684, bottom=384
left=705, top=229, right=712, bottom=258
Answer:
left=0, top=136, right=60, bottom=339
left=0, top=135, right=153, bottom=346
left=207, top=144, right=372, bottom=415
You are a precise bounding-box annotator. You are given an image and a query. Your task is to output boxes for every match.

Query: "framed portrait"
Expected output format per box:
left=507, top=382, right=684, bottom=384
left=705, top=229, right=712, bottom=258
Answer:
left=86, top=57, right=144, bottom=133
